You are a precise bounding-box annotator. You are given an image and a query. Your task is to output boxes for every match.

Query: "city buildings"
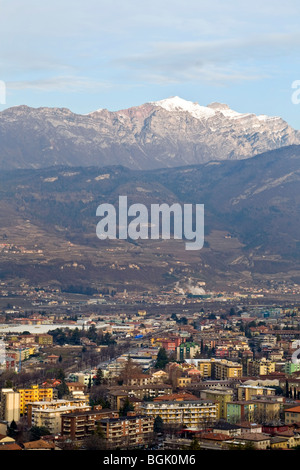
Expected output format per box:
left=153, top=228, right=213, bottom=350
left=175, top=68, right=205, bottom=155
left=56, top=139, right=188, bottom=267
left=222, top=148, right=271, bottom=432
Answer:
left=1, top=295, right=300, bottom=452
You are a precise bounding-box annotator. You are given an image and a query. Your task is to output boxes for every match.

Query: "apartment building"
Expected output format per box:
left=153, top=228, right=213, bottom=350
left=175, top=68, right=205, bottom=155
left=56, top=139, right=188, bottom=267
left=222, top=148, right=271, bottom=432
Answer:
left=284, top=362, right=300, bottom=375
left=34, top=334, right=53, bottom=346
left=177, top=377, right=192, bottom=388
left=141, top=400, right=217, bottom=427
left=151, top=370, right=168, bottom=384
left=284, top=405, right=300, bottom=425
left=18, top=385, right=53, bottom=415
left=184, top=358, right=242, bottom=380
left=107, top=384, right=173, bottom=410
left=28, top=399, right=91, bottom=434
left=0, top=388, right=20, bottom=423
left=124, top=374, right=154, bottom=387
left=98, top=412, right=154, bottom=449
left=194, top=359, right=213, bottom=378
left=226, top=401, right=257, bottom=424
left=247, top=358, right=276, bottom=376
left=212, top=359, right=242, bottom=380
left=61, top=408, right=118, bottom=441
left=200, top=389, right=234, bottom=420
left=237, top=384, right=276, bottom=401
left=234, top=433, right=271, bottom=450
left=250, top=397, right=281, bottom=423
left=7, top=347, right=36, bottom=363
left=67, top=371, right=96, bottom=386
left=176, top=342, right=200, bottom=361
left=65, top=382, right=86, bottom=394
left=160, top=336, right=182, bottom=352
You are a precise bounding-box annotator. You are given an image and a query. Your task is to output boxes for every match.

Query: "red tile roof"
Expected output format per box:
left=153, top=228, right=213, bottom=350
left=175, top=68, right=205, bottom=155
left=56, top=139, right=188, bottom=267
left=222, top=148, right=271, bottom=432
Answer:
left=0, top=443, right=22, bottom=450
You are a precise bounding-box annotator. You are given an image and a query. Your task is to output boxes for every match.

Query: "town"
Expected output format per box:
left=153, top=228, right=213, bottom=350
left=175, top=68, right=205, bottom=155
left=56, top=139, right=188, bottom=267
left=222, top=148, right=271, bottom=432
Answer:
left=0, top=282, right=300, bottom=451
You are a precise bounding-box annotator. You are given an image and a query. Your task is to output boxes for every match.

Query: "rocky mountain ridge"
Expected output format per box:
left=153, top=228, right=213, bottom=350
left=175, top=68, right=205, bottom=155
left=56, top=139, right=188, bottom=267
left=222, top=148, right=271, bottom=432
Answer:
left=0, top=96, right=299, bottom=170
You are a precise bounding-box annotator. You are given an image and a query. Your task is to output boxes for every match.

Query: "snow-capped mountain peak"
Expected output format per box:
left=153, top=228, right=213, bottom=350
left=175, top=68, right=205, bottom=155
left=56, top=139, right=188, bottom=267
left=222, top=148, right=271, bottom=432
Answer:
left=151, top=96, right=215, bottom=120
left=151, top=96, right=281, bottom=124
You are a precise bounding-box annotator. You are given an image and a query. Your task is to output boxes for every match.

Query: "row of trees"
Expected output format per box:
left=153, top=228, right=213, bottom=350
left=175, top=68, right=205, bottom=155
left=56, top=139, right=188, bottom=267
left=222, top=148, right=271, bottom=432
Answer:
left=285, top=380, right=300, bottom=400
left=48, top=325, right=116, bottom=347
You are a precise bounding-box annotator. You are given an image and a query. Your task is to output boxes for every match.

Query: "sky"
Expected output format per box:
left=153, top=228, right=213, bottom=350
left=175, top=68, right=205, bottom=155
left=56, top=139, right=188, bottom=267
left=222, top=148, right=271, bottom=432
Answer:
left=0, top=0, right=300, bottom=128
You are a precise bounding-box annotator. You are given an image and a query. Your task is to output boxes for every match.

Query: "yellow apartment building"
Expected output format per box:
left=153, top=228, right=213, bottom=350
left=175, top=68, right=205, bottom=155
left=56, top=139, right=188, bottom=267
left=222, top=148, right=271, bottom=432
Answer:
left=212, top=359, right=243, bottom=380
left=200, top=389, right=234, bottom=419
left=197, top=359, right=213, bottom=378
left=18, top=385, right=53, bottom=415
left=284, top=406, right=300, bottom=425
left=247, top=358, right=276, bottom=376
left=237, top=385, right=276, bottom=401
left=184, top=359, right=212, bottom=378
left=176, top=377, right=192, bottom=388
left=185, top=358, right=242, bottom=379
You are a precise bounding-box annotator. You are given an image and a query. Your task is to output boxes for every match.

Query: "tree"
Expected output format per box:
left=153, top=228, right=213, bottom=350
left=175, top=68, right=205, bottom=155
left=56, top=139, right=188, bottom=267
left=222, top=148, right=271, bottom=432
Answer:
left=285, top=380, right=289, bottom=398
left=118, top=356, right=143, bottom=385
left=29, top=425, right=50, bottom=441
left=88, top=376, right=92, bottom=390
left=171, top=313, right=178, bottom=322
left=48, top=328, right=67, bottom=345
left=57, top=381, right=69, bottom=399
left=7, top=420, right=18, bottom=438
left=101, top=332, right=116, bottom=345
left=56, top=368, right=65, bottom=381
left=143, top=395, right=154, bottom=402
left=154, top=416, right=164, bottom=434
left=189, top=437, right=201, bottom=450
left=243, top=441, right=256, bottom=450
left=155, top=348, right=169, bottom=370
left=94, top=368, right=103, bottom=386
left=119, top=398, right=134, bottom=417
left=82, top=433, right=106, bottom=450
left=89, top=385, right=111, bottom=409
left=169, top=364, right=183, bottom=388
left=87, top=325, right=98, bottom=343
left=70, top=327, right=81, bottom=345
left=273, top=386, right=283, bottom=396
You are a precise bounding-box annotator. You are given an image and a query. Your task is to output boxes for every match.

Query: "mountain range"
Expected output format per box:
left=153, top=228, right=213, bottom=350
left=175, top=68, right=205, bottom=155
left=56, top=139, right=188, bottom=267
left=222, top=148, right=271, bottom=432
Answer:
left=0, top=144, right=299, bottom=293
left=0, top=96, right=299, bottom=171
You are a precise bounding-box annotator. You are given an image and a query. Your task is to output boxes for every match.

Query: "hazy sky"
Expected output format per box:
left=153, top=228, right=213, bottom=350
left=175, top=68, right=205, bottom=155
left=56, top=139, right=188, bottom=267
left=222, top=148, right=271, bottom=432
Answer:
left=1, top=0, right=300, bottom=128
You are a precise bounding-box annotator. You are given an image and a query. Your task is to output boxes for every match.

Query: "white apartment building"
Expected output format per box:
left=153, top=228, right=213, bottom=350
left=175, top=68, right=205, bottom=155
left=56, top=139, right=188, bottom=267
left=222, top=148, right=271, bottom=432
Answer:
left=141, top=400, right=217, bottom=427
left=0, top=388, right=20, bottom=423
left=28, top=399, right=91, bottom=435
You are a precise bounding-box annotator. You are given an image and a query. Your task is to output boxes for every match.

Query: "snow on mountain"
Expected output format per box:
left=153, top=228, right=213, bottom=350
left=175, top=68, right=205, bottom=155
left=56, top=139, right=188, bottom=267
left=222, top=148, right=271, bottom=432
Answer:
left=152, top=96, right=281, bottom=123
left=151, top=96, right=215, bottom=120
